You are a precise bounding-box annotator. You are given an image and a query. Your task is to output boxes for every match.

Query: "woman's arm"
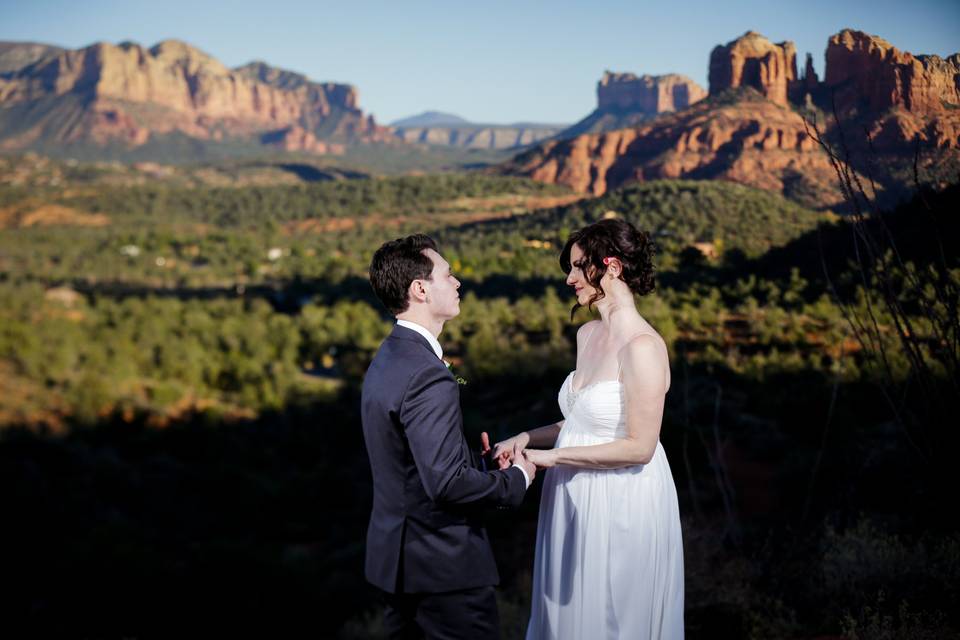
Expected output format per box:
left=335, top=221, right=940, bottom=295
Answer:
left=526, top=422, right=564, bottom=447
left=525, top=335, right=667, bottom=470
left=492, top=421, right=563, bottom=468
left=492, top=320, right=600, bottom=468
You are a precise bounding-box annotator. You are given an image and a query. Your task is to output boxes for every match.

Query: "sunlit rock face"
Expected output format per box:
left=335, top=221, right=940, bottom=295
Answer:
left=825, top=29, right=960, bottom=116
left=709, top=31, right=797, bottom=106
left=0, top=39, right=387, bottom=152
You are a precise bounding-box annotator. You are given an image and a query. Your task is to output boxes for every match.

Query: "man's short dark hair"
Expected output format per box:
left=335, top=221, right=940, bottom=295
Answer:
left=369, top=234, right=439, bottom=316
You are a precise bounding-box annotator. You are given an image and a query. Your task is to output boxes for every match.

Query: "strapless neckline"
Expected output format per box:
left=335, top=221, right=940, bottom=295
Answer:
left=559, top=370, right=626, bottom=436
left=566, top=369, right=622, bottom=396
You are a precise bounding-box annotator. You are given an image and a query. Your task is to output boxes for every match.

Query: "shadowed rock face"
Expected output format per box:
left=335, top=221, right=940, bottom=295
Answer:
left=0, top=41, right=65, bottom=74
left=709, top=31, right=797, bottom=106
left=0, top=39, right=387, bottom=153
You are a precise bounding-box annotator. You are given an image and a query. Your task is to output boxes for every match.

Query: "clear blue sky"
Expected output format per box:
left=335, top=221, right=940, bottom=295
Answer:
left=2, top=0, right=958, bottom=125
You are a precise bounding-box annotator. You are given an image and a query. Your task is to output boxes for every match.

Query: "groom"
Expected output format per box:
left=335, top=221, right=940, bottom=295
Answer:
left=362, top=234, right=535, bottom=638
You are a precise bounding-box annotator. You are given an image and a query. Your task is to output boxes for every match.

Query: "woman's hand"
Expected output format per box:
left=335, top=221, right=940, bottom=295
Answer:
left=523, top=448, right=558, bottom=469
left=492, top=432, right=531, bottom=469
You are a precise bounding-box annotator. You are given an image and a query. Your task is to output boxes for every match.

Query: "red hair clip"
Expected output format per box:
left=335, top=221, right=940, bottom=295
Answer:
left=602, top=257, right=614, bottom=265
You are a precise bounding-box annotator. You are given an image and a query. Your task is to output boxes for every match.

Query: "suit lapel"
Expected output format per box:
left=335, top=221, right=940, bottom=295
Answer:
left=389, top=325, right=481, bottom=470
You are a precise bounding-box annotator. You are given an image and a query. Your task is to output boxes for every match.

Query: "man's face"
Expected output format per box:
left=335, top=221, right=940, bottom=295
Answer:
left=421, top=248, right=461, bottom=320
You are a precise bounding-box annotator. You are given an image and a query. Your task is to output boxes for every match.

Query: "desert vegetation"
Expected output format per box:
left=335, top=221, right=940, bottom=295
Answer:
left=0, top=167, right=957, bottom=638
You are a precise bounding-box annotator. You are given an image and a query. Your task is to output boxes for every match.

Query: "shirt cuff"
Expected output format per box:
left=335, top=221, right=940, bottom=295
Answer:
left=512, top=462, right=532, bottom=489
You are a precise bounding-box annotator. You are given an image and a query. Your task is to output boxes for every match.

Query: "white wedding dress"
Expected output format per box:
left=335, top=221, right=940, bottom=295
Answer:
left=525, top=370, right=684, bottom=639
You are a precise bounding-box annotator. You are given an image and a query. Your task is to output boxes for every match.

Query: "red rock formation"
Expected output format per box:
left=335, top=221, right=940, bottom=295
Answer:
left=825, top=29, right=960, bottom=116
left=709, top=31, right=797, bottom=106
left=0, top=39, right=385, bottom=152
left=504, top=28, right=960, bottom=206
left=801, top=53, right=819, bottom=91
left=506, top=94, right=839, bottom=204
left=597, top=72, right=706, bottom=113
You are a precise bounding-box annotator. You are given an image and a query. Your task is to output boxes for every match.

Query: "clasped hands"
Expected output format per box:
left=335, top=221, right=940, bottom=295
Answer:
left=480, top=431, right=557, bottom=473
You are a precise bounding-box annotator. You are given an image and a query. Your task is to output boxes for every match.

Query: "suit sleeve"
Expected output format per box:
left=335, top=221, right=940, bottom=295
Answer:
left=400, top=364, right=526, bottom=507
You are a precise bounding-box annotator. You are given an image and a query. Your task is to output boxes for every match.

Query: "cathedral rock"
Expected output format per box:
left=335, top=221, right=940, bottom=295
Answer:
left=709, top=31, right=798, bottom=106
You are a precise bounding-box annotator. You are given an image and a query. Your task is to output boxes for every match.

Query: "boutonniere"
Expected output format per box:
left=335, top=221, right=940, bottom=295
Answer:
left=443, top=360, right=468, bottom=386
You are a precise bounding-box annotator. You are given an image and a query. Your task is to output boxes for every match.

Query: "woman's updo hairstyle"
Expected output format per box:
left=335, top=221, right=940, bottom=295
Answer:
left=560, top=218, right=656, bottom=317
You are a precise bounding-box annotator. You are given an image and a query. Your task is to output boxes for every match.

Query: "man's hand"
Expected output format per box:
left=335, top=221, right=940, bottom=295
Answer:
left=480, top=432, right=491, bottom=457
left=492, top=432, right=531, bottom=469
left=513, top=442, right=537, bottom=484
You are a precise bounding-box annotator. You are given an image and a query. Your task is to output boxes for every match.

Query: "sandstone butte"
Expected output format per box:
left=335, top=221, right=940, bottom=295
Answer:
left=560, top=73, right=707, bottom=139
left=597, top=72, right=707, bottom=114
left=505, top=29, right=960, bottom=205
left=710, top=31, right=797, bottom=106
left=0, top=39, right=388, bottom=152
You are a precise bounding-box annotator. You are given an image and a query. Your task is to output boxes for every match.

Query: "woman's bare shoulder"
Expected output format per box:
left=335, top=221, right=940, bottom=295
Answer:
left=619, top=331, right=668, bottom=367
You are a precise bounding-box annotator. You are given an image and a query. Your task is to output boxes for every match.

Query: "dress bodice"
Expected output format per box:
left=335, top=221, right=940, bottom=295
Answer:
left=557, top=370, right=627, bottom=443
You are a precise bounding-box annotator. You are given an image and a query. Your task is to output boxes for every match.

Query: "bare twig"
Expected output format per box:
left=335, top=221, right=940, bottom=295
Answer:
left=801, top=91, right=958, bottom=468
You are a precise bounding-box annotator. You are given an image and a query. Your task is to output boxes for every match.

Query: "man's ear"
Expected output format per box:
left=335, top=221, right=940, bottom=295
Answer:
left=408, top=279, right=428, bottom=304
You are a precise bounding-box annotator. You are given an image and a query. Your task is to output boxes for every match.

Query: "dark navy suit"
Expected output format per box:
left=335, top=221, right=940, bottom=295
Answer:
left=361, top=324, right=526, bottom=637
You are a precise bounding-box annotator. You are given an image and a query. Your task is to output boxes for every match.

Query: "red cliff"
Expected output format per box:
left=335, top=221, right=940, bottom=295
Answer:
left=709, top=31, right=798, bottom=106
left=825, top=29, right=960, bottom=116
left=0, top=39, right=386, bottom=152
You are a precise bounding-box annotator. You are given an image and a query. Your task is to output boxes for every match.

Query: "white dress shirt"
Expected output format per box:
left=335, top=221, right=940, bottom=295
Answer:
left=394, top=319, right=531, bottom=489
left=397, top=319, right=443, bottom=360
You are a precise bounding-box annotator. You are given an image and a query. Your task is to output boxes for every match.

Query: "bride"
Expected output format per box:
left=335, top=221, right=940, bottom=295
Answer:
left=494, top=219, right=684, bottom=639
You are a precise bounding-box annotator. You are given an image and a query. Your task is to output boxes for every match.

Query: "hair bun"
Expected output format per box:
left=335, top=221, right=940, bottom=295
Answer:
left=560, top=218, right=657, bottom=316
left=621, top=225, right=656, bottom=296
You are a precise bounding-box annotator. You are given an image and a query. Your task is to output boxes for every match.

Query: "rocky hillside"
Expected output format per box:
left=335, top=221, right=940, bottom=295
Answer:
left=0, top=39, right=388, bottom=156
left=507, top=89, right=838, bottom=206
left=503, top=29, right=960, bottom=207
left=0, top=41, right=65, bottom=73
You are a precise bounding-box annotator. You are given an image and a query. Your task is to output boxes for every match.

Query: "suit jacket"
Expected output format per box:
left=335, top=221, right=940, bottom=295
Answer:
left=361, top=323, right=526, bottom=594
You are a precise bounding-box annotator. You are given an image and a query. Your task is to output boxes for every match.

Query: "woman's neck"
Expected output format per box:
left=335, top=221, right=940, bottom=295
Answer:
left=595, top=285, right=639, bottom=337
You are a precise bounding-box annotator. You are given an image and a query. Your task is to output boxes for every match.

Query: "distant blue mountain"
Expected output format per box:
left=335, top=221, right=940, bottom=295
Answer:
left=390, top=111, right=472, bottom=127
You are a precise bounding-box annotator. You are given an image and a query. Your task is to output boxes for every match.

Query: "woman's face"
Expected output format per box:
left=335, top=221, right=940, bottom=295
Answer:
left=565, top=243, right=597, bottom=306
